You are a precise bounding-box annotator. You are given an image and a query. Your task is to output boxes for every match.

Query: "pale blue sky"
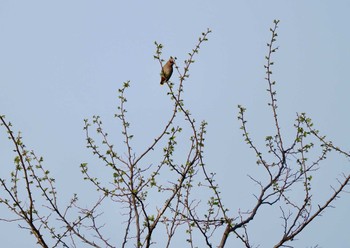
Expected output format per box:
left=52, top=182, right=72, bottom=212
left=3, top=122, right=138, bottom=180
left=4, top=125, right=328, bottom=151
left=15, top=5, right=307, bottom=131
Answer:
left=0, top=1, right=350, bottom=247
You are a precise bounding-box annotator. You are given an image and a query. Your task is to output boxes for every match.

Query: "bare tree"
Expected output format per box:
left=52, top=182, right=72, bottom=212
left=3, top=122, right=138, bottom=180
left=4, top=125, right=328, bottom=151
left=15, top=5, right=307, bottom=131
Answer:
left=0, top=20, right=349, bottom=248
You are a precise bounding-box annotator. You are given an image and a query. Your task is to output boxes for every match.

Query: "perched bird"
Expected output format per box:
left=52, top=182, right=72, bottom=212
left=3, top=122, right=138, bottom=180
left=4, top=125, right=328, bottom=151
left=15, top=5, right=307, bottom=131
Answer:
left=160, top=57, right=175, bottom=85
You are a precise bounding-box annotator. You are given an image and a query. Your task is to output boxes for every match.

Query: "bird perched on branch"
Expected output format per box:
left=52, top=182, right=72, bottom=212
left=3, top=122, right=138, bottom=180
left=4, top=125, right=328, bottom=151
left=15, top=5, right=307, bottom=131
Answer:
left=160, top=57, right=175, bottom=85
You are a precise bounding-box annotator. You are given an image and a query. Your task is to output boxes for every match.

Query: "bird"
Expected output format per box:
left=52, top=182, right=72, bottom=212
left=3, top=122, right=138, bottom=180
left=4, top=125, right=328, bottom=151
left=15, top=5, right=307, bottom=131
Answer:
left=160, top=57, right=175, bottom=85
